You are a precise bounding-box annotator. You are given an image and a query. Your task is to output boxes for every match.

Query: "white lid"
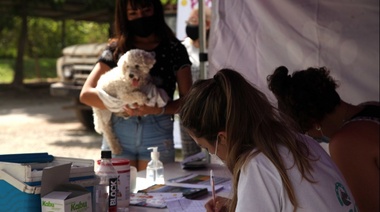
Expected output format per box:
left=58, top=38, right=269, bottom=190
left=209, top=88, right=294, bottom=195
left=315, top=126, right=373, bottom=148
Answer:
left=147, top=147, right=160, bottom=160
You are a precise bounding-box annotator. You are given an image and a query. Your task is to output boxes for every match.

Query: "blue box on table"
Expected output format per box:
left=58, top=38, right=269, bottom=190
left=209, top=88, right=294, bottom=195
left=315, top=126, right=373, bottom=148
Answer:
left=0, top=153, right=97, bottom=212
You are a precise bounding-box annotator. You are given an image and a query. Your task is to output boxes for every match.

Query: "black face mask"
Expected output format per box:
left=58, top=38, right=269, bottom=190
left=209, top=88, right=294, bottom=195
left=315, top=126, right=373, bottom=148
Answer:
left=186, top=25, right=199, bottom=40
left=129, top=16, right=157, bottom=37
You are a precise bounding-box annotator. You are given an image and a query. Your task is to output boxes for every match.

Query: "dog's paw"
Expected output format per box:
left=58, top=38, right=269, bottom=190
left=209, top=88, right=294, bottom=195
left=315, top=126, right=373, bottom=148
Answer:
left=141, top=95, right=149, bottom=104
left=112, top=144, right=123, bottom=155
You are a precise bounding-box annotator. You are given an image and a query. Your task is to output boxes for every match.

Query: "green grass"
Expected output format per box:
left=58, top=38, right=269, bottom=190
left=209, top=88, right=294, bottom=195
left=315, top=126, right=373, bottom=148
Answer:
left=0, top=58, right=57, bottom=83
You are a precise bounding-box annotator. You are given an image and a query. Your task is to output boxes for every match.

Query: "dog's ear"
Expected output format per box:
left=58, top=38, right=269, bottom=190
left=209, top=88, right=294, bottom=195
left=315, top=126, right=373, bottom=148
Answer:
left=117, top=52, right=129, bottom=68
left=145, top=52, right=156, bottom=69
left=150, top=52, right=156, bottom=58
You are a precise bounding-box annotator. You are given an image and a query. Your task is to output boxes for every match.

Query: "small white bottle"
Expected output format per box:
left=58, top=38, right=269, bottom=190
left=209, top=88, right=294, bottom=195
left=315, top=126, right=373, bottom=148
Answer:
left=146, top=147, right=165, bottom=185
left=95, top=150, right=118, bottom=212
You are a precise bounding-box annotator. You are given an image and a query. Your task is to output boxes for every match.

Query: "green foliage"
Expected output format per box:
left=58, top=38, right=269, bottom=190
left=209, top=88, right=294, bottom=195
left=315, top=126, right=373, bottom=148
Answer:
left=0, top=59, right=14, bottom=83
left=161, top=0, right=177, bottom=5
left=0, top=14, right=16, bottom=31
left=0, top=0, right=175, bottom=83
left=0, top=17, right=109, bottom=58
left=64, top=20, right=109, bottom=46
left=0, top=58, right=56, bottom=83
left=0, top=16, right=19, bottom=58
left=27, top=18, right=62, bottom=57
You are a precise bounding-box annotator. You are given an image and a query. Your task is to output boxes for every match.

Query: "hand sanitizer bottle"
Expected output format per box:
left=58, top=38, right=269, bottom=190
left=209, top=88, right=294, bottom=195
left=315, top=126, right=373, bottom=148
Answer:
left=146, top=147, right=165, bottom=185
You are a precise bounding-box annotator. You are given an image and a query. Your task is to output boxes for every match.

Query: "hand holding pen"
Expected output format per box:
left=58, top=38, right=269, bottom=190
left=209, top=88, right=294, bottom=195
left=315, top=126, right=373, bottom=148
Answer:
left=205, top=170, right=229, bottom=212
left=205, top=195, right=229, bottom=212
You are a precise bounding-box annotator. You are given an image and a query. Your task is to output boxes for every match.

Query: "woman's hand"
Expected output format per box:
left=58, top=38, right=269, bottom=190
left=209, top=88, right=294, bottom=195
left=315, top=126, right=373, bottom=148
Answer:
left=123, top=104, right=163, bottom=117
left=205, top=196, right=229, bottom=212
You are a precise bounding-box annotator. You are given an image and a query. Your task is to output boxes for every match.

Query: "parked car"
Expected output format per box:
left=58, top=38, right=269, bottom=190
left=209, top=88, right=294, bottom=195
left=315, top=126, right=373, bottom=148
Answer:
left=50, top=43, right=107, bottom=130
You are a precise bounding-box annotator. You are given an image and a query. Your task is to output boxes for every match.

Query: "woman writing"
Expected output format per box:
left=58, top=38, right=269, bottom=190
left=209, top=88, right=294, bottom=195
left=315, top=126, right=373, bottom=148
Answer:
left=80, top=0, right=192, bottom=171
left=179, top=69, right=357, bottom=211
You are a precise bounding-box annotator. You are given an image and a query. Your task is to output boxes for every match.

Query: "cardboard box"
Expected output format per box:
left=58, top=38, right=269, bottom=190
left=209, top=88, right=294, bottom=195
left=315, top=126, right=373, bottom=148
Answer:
left=40, top=163, right=92, bottom=212
left=41, top=187, right=92, bottom=212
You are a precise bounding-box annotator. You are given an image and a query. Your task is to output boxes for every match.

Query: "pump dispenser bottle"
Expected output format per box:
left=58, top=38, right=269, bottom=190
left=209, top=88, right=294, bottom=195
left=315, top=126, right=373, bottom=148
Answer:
left=146, top=147, right=165, bottom=185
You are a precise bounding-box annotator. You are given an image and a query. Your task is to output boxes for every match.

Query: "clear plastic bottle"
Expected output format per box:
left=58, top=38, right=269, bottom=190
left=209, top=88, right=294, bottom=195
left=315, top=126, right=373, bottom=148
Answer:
left=146, top=147, right=165, bottom=185
left=95, top=150, right=118, bottom=212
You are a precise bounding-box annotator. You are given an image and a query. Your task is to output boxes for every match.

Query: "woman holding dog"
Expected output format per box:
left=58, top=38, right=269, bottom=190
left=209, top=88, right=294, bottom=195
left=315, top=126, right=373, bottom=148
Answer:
left=179, top=69, right=357, bottom=211
left=80, top=0, right=192, bottom=171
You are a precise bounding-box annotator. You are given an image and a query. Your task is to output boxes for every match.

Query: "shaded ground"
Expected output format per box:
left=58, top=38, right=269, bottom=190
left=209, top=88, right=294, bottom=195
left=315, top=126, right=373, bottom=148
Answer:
left=0, top=83, right=102, bottom=162
left=0, top=83, right=183, bottom=163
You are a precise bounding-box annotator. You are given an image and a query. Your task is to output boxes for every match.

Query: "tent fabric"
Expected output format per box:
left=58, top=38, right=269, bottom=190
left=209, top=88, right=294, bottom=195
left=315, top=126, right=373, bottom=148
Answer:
left=208, top=0, right=379, bottom=104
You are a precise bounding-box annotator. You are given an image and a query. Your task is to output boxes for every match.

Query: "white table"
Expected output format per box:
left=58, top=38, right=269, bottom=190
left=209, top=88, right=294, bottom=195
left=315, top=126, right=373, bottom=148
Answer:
left=127, top=162, right=232, bottom=212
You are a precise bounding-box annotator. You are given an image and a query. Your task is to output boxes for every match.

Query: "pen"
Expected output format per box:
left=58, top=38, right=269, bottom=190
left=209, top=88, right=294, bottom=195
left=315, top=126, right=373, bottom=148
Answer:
left=210, top=169, right=216, bottom=208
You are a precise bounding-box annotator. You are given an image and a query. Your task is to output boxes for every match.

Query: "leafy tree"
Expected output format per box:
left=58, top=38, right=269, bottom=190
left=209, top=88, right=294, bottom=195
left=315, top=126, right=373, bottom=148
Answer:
left=0, top=0, right=176, bottom=87
left=0, top=0, right=113, bottom=88
left=0, top=16, right=19, bottom=58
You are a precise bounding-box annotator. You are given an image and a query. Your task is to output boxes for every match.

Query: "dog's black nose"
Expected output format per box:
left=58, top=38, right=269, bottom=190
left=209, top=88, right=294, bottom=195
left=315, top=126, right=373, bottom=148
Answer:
left=129, top=74, right=134, bottom=78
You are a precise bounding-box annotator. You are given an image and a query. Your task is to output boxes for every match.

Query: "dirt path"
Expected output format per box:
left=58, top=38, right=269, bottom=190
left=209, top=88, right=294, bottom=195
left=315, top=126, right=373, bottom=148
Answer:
left=0, top=84, right=102, bottom=162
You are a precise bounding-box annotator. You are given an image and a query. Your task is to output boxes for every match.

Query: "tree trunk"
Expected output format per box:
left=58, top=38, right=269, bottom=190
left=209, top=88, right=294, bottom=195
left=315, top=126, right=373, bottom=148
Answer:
left=61, top=20, right=66, bottom=49
left=12, top=13, right=28, bottom=88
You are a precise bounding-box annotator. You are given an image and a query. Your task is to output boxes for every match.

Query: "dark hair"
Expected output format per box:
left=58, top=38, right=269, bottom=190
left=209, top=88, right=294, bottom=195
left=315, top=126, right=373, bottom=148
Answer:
left=111, top=0, right=177, bottom=58
left=267, top=66, right=341, bottom=132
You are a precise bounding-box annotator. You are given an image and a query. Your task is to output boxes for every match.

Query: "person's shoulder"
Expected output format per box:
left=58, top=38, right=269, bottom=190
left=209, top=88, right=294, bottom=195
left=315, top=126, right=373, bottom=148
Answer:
left=240, top=151, right=283, bottom=184
left=164, top=38, right=186, bottom=48
left=356, top=102, right=380, bottom=117
left=156, top=38, right=180, bottom=49
left=105, top=38, right=117, bottom=50
left=341, top=110, right=379, bottom=135
left=342, top=119, right=377, bottom=134
left=243, top=150, right=275, bottom=172
left=359, top=101, right=380, bottom=106
left=159, top=39, right=188, bottom=57
left=331, top=122, right=378, bottom=154
left=334, top=123, right=362, bottom=140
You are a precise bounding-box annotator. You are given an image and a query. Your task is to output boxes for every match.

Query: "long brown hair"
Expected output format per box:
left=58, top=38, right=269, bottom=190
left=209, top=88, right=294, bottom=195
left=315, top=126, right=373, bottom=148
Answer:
left=180, top=69, right=315, bottom=211
left=111, top=0, right=177, bottom=58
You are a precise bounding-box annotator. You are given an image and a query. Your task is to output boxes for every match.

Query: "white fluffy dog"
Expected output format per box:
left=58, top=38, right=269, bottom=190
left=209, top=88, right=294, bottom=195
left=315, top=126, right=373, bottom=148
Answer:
left=93, top=49, right=169, bottom=155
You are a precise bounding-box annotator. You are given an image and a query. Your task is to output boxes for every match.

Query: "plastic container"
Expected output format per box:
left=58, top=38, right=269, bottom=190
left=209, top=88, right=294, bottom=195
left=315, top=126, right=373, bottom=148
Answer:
left=95, top=151, right=118, bottom=212
left=146, top=147, right=164, bottom=185
left=129, top=166, right=137, bottom=193
left=98, top=158, right=130, bottom=207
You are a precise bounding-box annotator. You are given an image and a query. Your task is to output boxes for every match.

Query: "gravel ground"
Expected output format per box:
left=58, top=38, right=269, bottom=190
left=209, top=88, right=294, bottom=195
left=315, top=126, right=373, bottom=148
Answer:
left=0, top=83, right=184, bottom=163
left=0, top=83, right=102, bottom=163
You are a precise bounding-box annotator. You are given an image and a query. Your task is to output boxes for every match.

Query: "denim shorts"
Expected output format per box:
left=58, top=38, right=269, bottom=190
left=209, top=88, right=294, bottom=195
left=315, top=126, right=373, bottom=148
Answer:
left=101, top=114, right=175, bottom=163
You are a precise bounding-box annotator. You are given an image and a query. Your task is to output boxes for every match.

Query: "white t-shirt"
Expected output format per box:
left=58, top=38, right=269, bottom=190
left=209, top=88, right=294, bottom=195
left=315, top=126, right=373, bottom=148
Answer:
left=236, top=135, right=358, bottom=212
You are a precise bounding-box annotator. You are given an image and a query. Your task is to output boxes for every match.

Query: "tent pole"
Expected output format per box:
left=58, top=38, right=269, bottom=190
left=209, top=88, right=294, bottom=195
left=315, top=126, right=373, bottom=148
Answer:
left=198, top=0, right=207, bottom=79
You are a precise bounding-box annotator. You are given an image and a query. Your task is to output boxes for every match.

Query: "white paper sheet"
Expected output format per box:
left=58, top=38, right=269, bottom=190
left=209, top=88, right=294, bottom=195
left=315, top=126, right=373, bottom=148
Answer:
left=166, top=198, right=208, bottom=212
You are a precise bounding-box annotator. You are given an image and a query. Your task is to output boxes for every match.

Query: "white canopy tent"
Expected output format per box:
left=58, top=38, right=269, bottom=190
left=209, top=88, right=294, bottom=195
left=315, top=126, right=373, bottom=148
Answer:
left=207, top=0, right=379, bottom=104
